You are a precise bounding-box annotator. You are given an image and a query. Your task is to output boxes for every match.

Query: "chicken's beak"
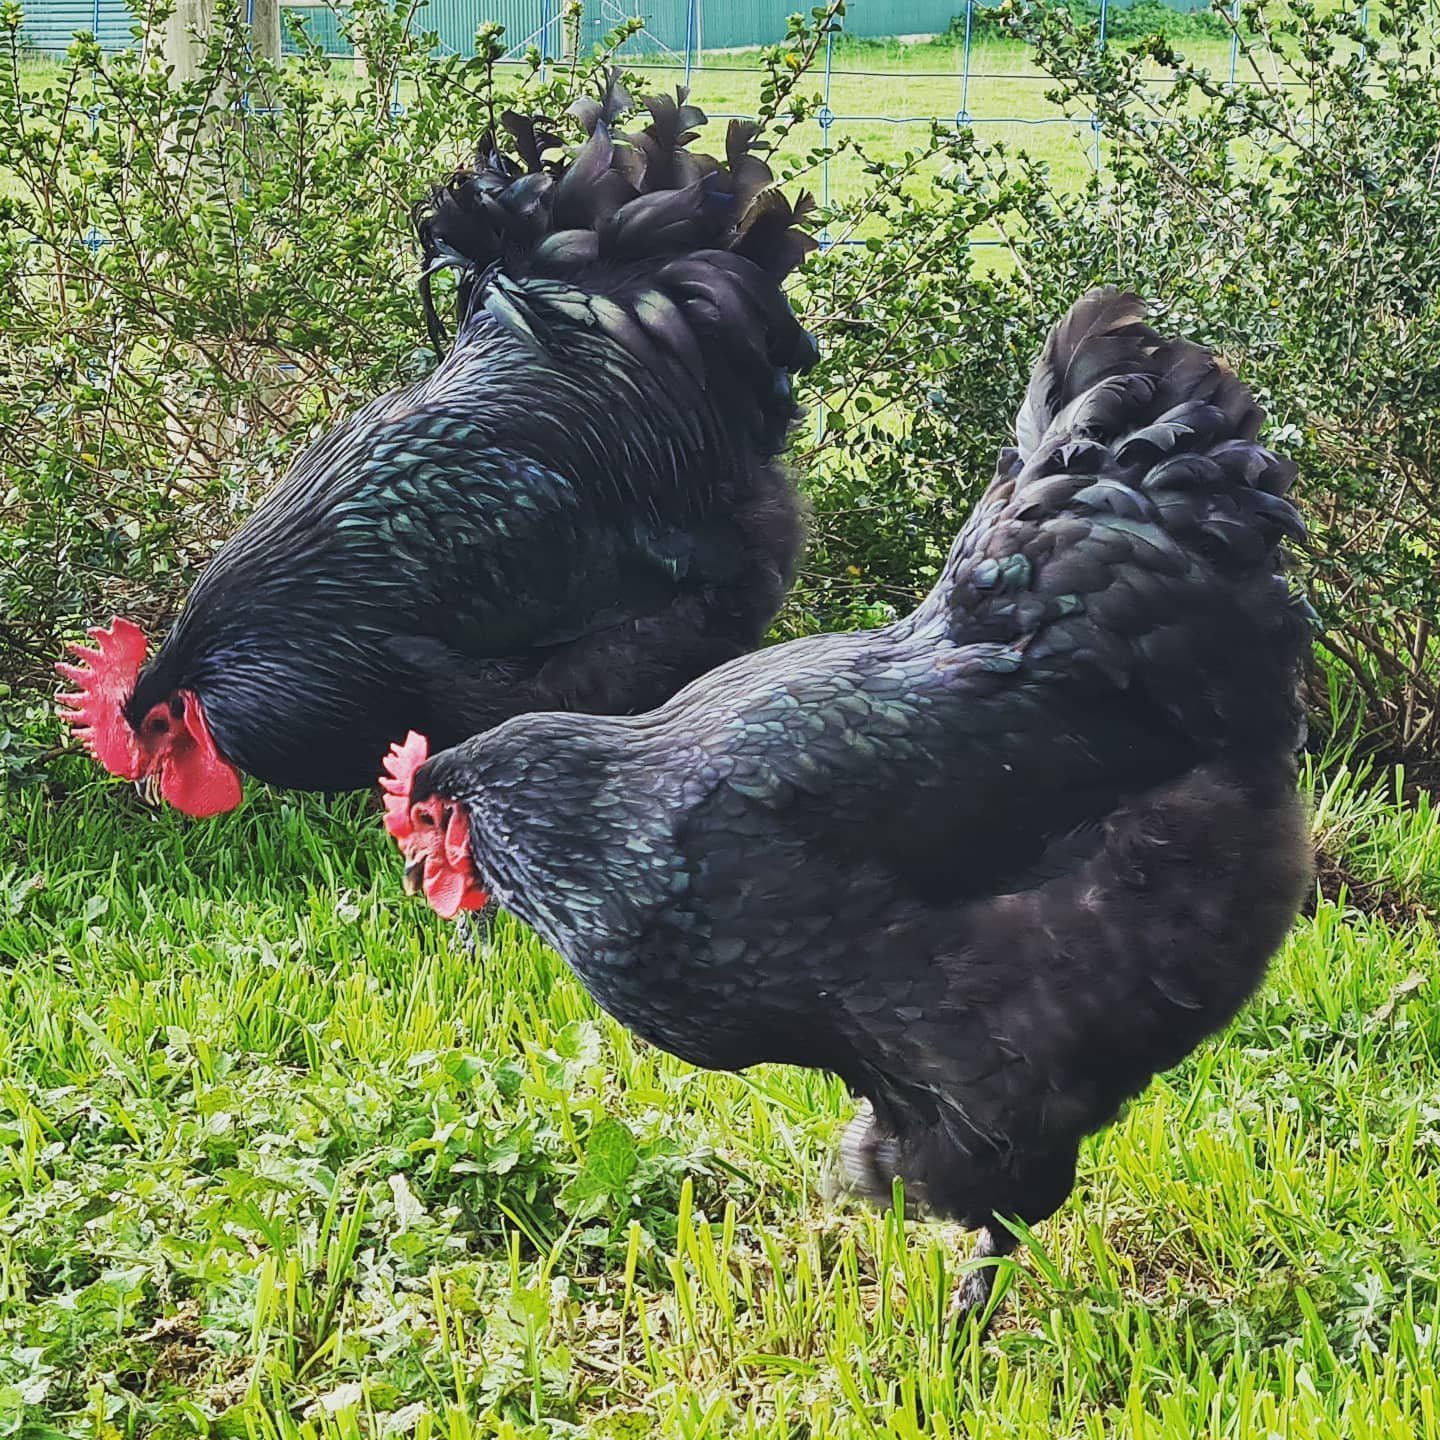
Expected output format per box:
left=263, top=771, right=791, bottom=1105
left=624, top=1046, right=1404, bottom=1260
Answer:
left=134, top=773, right=162, bottom=807
left=403, top=856, right=426, bottom=896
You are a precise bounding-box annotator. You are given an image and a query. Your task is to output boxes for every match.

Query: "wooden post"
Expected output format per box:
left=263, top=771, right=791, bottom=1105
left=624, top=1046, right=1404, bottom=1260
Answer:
left=162, top=0, right=281, bottom=86
left=161, top=0, right=213, bottom=84
left=250, top=0, right=281, bottom=65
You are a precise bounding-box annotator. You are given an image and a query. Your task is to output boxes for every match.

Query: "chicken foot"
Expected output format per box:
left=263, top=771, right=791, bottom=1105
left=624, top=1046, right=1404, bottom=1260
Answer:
left=948, top=1224, right=1018, bottom=1336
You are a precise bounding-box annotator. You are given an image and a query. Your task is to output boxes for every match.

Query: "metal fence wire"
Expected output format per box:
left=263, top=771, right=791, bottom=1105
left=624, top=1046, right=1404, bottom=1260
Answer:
left=17, top=0, right=1256, bottom=260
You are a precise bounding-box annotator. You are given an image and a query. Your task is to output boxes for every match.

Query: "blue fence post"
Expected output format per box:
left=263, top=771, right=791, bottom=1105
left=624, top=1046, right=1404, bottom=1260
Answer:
left=540, top=0, right=551, bottom=81
left=244, top=0, right=254, bottom=145
left=812, top=9, right=837, bottom=448
left=683, top=0, right=697, bottom=88
left=819, top=14, right=836, bottom=218
left=958, top=0, right=974, bottom=126
left=1092, top=0, right=1108, bottom=172
left=1229, top=0, right=1241, bottom=85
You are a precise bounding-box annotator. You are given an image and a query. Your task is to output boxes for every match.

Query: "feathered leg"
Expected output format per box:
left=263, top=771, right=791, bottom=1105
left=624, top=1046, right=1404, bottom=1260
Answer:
left=832, top=1097, right=1078, bottom=1338
left=938, top=1145, right=1077, bottom=1337
left=830, top=1098, right=922, bottom=1216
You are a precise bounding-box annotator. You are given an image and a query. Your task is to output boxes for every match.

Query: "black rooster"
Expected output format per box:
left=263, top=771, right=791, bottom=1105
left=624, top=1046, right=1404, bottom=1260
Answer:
left=57, top=78, right=816, bottom=818
left=386, top=288, right=1314, bottom=1321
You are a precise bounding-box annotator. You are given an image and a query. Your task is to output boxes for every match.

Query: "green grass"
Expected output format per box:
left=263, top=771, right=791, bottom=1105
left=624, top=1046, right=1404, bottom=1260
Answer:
left=623, top=35, right=1116, bottom=202
left=2, top=754, right=1439, bottom=1436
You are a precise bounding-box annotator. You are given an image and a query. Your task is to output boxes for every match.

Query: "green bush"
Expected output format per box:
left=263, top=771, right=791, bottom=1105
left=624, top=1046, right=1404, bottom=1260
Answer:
left=5, top=0, right=1440, bottom=780
left=948, top=0, right=1231, bottom=46
left=781, top=140, right=1041, bottom=634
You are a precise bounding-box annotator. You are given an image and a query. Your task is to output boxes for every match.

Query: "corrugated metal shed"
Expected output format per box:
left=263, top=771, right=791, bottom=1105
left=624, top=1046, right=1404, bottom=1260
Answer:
left=278, top=0, right=971, bottom=60
left=22, top=0, right=1207, bottom=58
left=21, top=0, right=132, bottom=51
left=284, top=3, right=352, bottom=52
left=21, top=0, right=977, bottom=57
left=279, top=0, right=552, bottom=57
left=584, top=0, right=969, bottom=52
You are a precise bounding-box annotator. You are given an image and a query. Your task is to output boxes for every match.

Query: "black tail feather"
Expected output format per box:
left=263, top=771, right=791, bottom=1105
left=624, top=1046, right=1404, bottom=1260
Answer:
left=933, top=286, right=1311, bottom=759
left=412, top=71, right=818, bottom=453
left=566, top=69, right=633, bottom=136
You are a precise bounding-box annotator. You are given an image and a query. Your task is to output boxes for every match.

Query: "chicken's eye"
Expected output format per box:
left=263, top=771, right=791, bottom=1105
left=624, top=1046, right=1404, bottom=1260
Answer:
left=147, top=715, right=169, bottom=735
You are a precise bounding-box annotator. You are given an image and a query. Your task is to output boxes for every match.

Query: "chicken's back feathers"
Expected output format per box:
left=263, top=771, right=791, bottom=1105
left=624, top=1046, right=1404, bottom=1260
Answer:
left=415, top=287, right=1312, bottom=1244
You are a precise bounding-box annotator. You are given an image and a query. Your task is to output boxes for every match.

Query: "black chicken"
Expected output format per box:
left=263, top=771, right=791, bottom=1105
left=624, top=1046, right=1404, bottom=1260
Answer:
left=57, top=78, right=816, bottom=818
left=385, top=288, right=1314, bottom=1321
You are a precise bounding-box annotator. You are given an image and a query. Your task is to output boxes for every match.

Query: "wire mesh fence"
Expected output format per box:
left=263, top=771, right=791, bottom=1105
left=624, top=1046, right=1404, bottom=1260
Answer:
left=11, top=0, right=1259, bottom=260
left=509, top=0, right=1247, bottom=251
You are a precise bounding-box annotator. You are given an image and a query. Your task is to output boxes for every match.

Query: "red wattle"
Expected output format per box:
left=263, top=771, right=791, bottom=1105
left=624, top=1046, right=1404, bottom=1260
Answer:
left=159, top=692, right=243, bottom=817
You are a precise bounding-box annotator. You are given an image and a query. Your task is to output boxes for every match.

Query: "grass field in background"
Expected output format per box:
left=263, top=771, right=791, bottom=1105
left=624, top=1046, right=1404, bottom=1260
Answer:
left=3, top=757, right=1440, bottom=1435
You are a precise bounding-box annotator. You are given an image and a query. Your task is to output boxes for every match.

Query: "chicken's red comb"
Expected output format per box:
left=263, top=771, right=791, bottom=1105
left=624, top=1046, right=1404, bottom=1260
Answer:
left=55, top=617, right=147, bottom=780
left=380, top=730, right=430, bottom=840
